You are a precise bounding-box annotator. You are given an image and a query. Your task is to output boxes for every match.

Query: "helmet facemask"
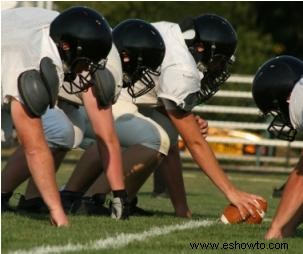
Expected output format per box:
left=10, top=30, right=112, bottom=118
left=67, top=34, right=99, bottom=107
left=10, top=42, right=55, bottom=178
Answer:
left=122, top=53, right=160, bottom=98
left=61, top=43, right=107, bottom=94
left=267, top=110, right=297, bottom=142
left=191, top=42, right=234, bottom=102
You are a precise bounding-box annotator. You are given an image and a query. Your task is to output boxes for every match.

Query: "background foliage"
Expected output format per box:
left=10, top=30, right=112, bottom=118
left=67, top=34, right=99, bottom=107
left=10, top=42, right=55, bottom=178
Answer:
left=54, top=1, right=303, bottom=75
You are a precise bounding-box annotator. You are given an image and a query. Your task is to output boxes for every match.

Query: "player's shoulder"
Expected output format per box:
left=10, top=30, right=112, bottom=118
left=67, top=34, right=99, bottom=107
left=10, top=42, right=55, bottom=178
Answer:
left=107, top=44, right=120, bottom=63
left=105, top=44, right=122, bottom=76
left=152, top=21, right=179, bottom=33
left=152, top=21, right=176, bottom=27
left=3, top=7, right=59, bottom=30
left=3, top=7, right=58, bottom=18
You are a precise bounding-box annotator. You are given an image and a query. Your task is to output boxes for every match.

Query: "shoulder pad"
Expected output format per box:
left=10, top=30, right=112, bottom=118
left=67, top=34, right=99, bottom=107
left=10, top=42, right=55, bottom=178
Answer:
left=93, top=69, right=116, bottom=107
left=18, top=70, right=50, bottom=117
left=40, top=57, right=59, bottom=107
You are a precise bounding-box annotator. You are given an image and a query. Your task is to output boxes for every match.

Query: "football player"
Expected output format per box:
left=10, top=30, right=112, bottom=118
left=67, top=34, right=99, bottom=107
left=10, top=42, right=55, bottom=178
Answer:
left=252, top=55, right=303, bottom=239
left=1, top=6, right=128, bottom=221
left=60, top=19, right=167, bottom=216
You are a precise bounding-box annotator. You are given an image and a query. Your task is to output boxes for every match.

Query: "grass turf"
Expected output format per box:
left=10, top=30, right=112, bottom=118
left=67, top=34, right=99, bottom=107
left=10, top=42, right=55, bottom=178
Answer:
left=1, top=150, right=303, bottom=254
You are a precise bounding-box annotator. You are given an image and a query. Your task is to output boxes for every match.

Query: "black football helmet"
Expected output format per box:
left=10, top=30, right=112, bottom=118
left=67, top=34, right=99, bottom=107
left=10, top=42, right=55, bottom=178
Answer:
left=113, top=19, right=165, bottom=98
left=252, top=55, right=303, bottom=141
left=179, top=14, right=237, bottom=102
left=50, top=6, right=112, bottom=94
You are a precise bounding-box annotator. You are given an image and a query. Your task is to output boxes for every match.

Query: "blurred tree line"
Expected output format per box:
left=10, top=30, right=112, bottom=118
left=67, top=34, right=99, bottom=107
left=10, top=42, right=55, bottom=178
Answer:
left=54, top=1, right=302, bottom=75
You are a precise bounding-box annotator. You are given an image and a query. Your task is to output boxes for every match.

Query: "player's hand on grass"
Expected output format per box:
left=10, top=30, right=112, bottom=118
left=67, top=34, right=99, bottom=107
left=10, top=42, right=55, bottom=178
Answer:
left=226, top=189, right=266, bottom=220
left=265, top=226, right=283, bottom=240
left=49, top=208, right=69, bottom=227
left=265, top=219, right=296, bottom=240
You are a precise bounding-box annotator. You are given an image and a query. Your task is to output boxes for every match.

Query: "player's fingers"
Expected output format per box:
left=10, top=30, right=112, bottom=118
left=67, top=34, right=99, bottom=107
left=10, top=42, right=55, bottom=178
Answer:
left=237, top=205, right=249, bottom=220
left=195, top=115, right=208, bottom=126
left=251, top=199, right=261, bottom=209
left=243, top=203, right=256, bottom=218
left=199, top=122, right=208, bottom=136
left=200, top=129, right=208, bottom=135
left=255, top=195, right=266, bottom=203
left=250, top=194, right=266, bottom=209
left=50, top=211, right=69, bottom=227
left=49, top=216, right=56, bottom=226
left=199, top=119, right=208, bottom=128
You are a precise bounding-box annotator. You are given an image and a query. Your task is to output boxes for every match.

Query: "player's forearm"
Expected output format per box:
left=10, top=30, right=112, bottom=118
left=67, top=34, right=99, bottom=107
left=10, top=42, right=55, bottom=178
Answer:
left=96, top=137, right=125, bottom=191
left=188, top=140, right=236, bottom=196
left=11, top=100, right=64, bottom=213
left=270, top=169, right=303, bottom=230
left=168, top=111, right=236, bottom=197
left=24, top=145, right=63, bottom=212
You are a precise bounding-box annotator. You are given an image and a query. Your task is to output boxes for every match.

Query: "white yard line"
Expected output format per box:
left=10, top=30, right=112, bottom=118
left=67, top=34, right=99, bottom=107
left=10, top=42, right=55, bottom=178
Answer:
left=9, top=220, right=215, bottom=254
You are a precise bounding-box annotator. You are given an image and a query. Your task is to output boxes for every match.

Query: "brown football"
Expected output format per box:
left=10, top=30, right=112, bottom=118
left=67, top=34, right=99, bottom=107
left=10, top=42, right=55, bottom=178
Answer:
left=220, top=203, right=244, bottom=224
left=220, top=199, right=267, bottom=224
left=246, top=199, right=268, bottom=224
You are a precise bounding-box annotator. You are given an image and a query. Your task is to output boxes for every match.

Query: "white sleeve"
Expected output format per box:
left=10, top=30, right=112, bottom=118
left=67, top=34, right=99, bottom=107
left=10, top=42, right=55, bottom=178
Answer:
left=289, top=78, right=303, bottom=131
left=157, top=67, right=201, bottom=111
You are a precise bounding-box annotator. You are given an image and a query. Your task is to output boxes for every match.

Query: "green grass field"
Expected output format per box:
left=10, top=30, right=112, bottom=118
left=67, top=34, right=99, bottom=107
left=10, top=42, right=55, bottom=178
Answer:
left=1, top=150, right=303, bottom=254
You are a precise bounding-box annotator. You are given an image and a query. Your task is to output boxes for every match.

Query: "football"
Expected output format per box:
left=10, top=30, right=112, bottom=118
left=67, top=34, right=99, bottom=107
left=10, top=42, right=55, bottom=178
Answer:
left=220, top=204, right=244, bottom=224
left=220, top=199, right=267, bottom=224
left=246, top=199, right=268, bottom=224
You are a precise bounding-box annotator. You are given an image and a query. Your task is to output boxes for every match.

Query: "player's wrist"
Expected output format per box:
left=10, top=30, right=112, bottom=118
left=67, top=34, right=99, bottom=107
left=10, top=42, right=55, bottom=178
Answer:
left=48, top=202, right=66, bottom=214
left=222, top=184, right=237, bottom=200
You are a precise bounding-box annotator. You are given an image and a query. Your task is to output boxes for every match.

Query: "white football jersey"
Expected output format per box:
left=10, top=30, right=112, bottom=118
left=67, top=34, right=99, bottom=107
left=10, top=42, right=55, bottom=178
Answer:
left=119, top=21, right=203, bottom=111
left=1, top=7, right=64, bottom=105
left=289, top=77, right=303, bottom=132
